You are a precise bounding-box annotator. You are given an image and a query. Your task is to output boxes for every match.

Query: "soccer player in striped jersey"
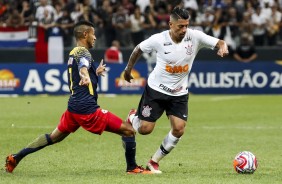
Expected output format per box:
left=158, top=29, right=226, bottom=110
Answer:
left=5, top=21, right=151, bottom=174
left=124, top=7, right=229, bottom=173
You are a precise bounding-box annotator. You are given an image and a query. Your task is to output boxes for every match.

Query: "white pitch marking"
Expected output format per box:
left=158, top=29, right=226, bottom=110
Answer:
left=201, top=126, right=282, bottom=130
left=210, top=96, right=246, bottom=101
left=0, top=94, right=19, bottom=98
left=99, top=94, right=117, bottom=98
left=8, top=125, right=54, bottom=129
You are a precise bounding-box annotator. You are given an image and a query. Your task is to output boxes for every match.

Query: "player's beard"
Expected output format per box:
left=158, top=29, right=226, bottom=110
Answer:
left=88, top=40, right=95, bottom=49
left=177, top=34, right=185, bottom=42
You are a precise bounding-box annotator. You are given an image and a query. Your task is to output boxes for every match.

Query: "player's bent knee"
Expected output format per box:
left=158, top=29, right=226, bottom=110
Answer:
left=172, top=129, right=185, bottom=138
left=138, top=131, right=151, bottom=135
left=138, top=121, right=155, bottom=135
left=122, top=129, right=135, bottom=137
left=120, top=124, right=135, bottom=137
left=138, top=126, right=153, bottom=135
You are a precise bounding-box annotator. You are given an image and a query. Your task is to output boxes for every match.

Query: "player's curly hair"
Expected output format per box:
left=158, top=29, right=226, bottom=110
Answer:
left=170, top=7, right=190, bottom=20
left=73, top=21, right=95, bottom=39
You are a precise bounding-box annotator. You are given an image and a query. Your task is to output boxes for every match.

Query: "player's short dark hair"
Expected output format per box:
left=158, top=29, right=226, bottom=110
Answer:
left=170, top=7, right=190, bottom=20
left=73, top=21, right=95, bottom=39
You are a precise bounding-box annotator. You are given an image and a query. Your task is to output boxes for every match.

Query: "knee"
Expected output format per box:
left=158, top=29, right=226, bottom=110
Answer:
left=171, top=128, right=185, bottom=138
left=139, top=124, right=154, bottom=135
left=127, top=129, right=136, bottom=137
left=122, top=128, right=136, bottom=137
left=139, top=131, right=151, bottom=135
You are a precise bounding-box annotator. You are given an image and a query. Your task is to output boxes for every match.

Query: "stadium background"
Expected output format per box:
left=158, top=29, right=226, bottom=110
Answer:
left=1, top=1, right=282, bottom=183
left=1, top=0, right=282, bottom=95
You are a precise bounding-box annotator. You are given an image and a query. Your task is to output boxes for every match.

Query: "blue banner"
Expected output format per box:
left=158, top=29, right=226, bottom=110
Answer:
left=0, top=62, right=281, bottom=95
left=188, top=62, right=282, bottom=94
left=0, top=63, right=147, bottom=95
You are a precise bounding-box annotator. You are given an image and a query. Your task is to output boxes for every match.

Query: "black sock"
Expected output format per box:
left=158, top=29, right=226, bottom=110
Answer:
left=122, top=136, right=137, bottom=171
left=14, top=134, right=53, bottom=163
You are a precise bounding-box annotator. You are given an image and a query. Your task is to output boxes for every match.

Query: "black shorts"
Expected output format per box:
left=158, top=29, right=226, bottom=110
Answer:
left=136, top=84, right=189, bottom=122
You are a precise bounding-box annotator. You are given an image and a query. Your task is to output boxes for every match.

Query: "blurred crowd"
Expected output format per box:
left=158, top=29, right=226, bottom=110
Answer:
left=0, top=0, right=282, bottom=51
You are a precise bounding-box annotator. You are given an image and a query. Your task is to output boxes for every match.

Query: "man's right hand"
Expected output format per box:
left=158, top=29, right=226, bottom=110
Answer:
left=123, top=68, right=134, bottom=83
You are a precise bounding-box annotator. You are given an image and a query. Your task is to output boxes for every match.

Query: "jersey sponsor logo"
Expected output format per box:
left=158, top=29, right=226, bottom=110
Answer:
left=165, top=64, right=189, bottom=74
left=159, top=84, right=183, bottom=93
left=0, top=69, right=20, bottom=90
left=164, top=51, right=171, bottom=54
left=163, top=42, right=172, bottom=46
left=142, top=105, right=152, bottom=117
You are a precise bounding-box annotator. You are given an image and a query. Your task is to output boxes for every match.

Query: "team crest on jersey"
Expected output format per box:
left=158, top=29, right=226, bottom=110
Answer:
left=142, top=105, right=152, bottom=117
left=184, top=36, right=193, bottom=55
left=185, top=42, right=193, bottom=55
left=185, top=45, right=193, bottom=55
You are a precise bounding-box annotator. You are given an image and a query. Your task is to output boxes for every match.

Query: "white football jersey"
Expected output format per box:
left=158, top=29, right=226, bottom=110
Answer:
left=139, top=29, right=219, bottom=96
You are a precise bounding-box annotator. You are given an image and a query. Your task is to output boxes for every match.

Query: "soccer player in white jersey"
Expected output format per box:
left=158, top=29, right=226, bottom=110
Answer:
left=123, top=7, right=229, bottom=174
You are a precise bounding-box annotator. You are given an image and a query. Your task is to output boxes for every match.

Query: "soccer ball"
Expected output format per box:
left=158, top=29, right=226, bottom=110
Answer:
left=233, top=151, right=258, bottom=174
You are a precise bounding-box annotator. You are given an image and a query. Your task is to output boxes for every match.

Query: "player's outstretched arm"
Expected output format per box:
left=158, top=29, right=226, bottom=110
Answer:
left=79, top=67, right=91, bottom=86
left=124, top=44, right=143, bottom=83
left=216, top=40, right=229, bottom=57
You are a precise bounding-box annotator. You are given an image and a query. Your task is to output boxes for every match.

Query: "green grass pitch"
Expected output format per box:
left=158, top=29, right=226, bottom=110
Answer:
left=0, top=94, right=281, bottom=184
